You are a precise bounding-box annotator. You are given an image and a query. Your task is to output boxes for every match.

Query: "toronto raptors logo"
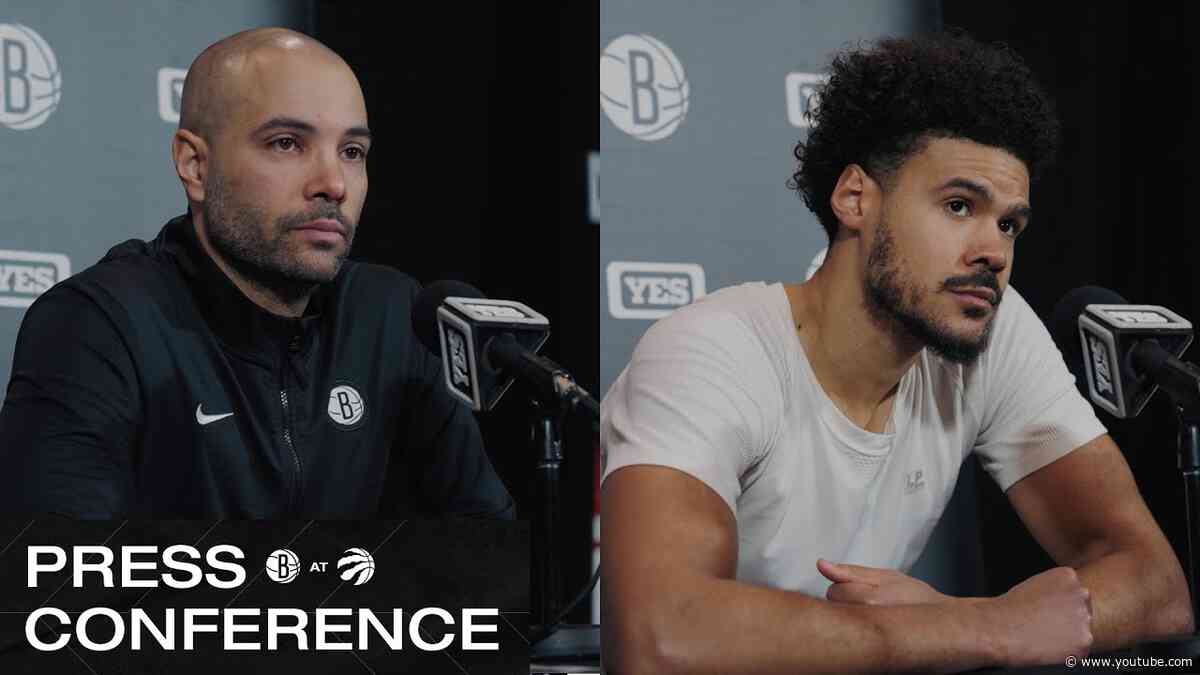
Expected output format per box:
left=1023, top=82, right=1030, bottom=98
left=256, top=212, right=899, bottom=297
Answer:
left=327, top=384, right=365, bottom=428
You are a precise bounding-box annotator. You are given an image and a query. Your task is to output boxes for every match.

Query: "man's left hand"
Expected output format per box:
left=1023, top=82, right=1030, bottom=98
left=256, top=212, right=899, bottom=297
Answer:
left=817, top=558, right=950, bottom=605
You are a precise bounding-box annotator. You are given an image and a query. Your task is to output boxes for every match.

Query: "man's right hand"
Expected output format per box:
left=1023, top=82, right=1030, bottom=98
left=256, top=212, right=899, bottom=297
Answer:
left=983, top=566, right=1094, bottom=667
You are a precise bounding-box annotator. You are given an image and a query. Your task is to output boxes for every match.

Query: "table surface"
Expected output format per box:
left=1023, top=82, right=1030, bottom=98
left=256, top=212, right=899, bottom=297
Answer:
left=530, top=626, right=1200, bottom=673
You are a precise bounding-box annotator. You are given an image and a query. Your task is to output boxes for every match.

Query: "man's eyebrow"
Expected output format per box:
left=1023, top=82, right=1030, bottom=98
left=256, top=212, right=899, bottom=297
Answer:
left=253, top=117, right=315, bottom=136
left=346, top=125, right=371, bottom=140
left=252, top=116, right=372, bottom=141
left=939, top=177, right=1032, bottom=221
left=938, top=177, right=993, bottom=201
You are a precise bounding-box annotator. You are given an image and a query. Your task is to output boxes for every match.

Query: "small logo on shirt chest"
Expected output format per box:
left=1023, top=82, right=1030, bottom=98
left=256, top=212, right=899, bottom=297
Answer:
left=195, top=404, right=234, bottom=427
left=905, top=469, right=926, bottom=494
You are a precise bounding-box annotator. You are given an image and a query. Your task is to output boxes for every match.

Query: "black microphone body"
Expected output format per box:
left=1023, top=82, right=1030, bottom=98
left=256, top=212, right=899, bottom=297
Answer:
left=1131, top=341, right=1200, bottom=413
left=1051, top=286, right=1195, bottom=418
left=485, top=333, right=600, bottom=419
left=412, top=280, right=598, bottom=419
left=412, top=280, right=550, bottom=411
left=487, top=332, right=562, bottom=403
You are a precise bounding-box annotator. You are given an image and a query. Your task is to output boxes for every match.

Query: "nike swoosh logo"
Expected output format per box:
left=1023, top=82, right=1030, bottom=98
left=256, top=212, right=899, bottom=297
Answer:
left=196, top=404, right=234, bottom=426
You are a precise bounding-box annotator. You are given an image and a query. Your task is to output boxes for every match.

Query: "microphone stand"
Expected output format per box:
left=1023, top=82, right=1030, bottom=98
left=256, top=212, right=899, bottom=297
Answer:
left=486, top=334, right=602, bottom=667
left=522, top=371, right=602, bottom=672
left=1180, top=410, right=1200, bottom=634
left=484, top=332, right=603, bottom=645
left=1134, top=393, right=1200, bottom=659
left=531, top=400, right=565, bottom=630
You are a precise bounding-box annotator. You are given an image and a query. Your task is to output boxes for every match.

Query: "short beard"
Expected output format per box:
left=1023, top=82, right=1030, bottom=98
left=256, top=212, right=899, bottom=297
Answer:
left=863, top=218, right=999, bottom=365
left=201, top=170, right=353, bottom=301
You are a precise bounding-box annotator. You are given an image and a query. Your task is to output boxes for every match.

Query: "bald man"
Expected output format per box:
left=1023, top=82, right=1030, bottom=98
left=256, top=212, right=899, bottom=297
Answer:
left=0, top=28, right=515, bottom=519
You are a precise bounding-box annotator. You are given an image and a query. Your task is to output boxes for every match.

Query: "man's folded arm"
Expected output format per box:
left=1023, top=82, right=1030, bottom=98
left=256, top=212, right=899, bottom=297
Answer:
left=971, top=289, right=1193, bottom=648
left=600, top=464, right=998, bottom=674
left=0, top=286, right=140, bottom=518
left=1005, top=433, right=1194, bottom=651
left=600, top=463, right=1099, bottom=674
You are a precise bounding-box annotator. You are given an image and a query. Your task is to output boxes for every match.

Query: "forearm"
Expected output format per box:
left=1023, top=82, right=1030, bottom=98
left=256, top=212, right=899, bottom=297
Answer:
left=606, top=572, right=999, bottom=674
left=1075, top=543, right=1194, bottom=652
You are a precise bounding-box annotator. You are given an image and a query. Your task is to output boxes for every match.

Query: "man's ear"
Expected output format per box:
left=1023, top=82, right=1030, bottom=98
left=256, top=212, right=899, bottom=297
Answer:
left=172, top=129, right=208, bottom=204
left=829, top=164, right=880, bottom=235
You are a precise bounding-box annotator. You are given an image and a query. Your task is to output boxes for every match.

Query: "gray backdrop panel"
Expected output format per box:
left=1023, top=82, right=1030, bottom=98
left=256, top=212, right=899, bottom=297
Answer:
left=598, top=0, right=984, bottom=622
left=0, top=0, right=311, bottom=389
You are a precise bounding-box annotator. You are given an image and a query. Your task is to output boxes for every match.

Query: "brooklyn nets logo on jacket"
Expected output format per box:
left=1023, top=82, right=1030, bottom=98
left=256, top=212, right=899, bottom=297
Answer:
left=327, top=384, right=366, bottom=429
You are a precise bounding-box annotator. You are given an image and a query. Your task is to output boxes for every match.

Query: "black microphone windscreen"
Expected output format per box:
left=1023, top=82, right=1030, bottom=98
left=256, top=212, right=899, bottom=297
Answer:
left=1051, top=286, right=1128, bottom=395
left=411, top=280, right=486, bottom=354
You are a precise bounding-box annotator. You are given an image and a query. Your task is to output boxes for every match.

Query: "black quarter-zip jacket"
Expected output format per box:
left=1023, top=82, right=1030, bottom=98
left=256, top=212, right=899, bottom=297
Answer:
left=0, top=214, right=515, bottom=519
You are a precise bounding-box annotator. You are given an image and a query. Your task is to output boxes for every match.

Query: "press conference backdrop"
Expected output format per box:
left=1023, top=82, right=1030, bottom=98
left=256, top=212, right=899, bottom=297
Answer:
left=0, top=0, right=314, bottom=387
left=596, top=0, right=989, bottom=622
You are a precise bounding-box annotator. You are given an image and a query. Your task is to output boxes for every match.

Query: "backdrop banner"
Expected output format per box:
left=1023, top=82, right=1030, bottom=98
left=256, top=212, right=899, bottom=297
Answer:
left=597, top=0, right=984, bottom=623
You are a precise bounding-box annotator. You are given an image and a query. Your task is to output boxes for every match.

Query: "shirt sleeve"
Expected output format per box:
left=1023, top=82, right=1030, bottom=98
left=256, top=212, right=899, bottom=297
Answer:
left=600, top=303, right=781, bottom=515
left=382, top=283, right=515, bottom=520
left=971, top=286, right=1107, bottom=492
left=0, top=284, right=141, bottom=517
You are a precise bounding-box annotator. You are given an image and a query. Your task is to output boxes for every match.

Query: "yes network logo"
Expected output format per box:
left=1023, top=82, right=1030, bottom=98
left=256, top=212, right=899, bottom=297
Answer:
left=607, top=261, right=705, bottom=320
left=0, top=249, right=70, bottom=308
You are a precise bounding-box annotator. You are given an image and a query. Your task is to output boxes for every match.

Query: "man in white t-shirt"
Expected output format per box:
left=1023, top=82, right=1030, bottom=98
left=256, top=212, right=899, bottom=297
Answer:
left=600, top=31, right=1193, bottom=673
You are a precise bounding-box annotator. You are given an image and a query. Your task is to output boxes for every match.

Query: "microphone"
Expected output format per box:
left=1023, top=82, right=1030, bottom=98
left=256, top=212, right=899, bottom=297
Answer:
left=1050, top=286, right=1195, bottom=418
left=412, top=280, right=549, bottom=411
left=412, top=281, right=599, bottom=419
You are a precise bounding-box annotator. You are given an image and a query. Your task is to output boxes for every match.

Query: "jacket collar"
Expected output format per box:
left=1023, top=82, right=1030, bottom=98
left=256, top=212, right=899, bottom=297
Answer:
left=158, top=213, right=330, bottom=363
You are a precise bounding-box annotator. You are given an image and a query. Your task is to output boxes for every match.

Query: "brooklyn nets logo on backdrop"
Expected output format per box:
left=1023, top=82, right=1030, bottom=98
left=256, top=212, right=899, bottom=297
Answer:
left=0, top=23, right=61, bottom=130
left=600, top=34, right=689, bottom=142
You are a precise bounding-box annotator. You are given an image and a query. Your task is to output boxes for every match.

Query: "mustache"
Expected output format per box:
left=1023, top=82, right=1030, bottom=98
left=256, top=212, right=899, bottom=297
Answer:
left=279, top=207, right=352, bottom=230
left=942, top=271, right=1002, bottom=305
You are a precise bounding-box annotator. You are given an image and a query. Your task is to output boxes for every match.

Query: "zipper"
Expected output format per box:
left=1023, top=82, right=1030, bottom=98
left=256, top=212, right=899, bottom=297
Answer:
left=281, top=335, right=304, bottom=514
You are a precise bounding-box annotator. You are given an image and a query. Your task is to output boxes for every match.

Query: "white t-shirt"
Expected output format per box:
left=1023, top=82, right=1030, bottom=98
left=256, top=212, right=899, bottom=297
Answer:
left=600, top=282, right=1106, bottom=597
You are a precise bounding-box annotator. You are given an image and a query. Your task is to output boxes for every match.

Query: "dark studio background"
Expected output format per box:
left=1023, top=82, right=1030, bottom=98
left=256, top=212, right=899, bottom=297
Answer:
left=314, top=3, right=599, bottom=625
left=942, top=2, right=1200, bottom=597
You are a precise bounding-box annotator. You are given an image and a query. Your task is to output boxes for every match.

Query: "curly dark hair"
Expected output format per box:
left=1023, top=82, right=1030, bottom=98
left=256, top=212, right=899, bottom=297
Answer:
left=790, top=30, right=1060, bottom=244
